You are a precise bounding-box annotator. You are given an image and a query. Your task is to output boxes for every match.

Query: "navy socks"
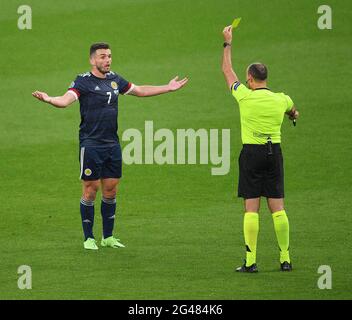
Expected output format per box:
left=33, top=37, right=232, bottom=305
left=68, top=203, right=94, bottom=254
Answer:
left=101, top=197, right=116, bottom=239
left=80, top=198, right=95, bottom=240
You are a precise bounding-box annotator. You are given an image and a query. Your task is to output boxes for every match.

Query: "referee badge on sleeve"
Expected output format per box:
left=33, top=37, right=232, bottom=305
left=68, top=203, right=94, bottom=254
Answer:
left=233, top=82, right=241, bottom=91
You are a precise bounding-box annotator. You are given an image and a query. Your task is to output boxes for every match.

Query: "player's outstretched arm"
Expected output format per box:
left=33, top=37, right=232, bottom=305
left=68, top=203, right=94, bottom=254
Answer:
left=32, top=91, right=76, bottom=108
left=222, top=25, right=239, bottom=89
left=128, top=76, right=188, bottom=97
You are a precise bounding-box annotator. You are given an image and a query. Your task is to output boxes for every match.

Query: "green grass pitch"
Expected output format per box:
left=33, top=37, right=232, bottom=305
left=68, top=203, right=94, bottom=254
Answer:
left=0, top=0, right=351, bottom=299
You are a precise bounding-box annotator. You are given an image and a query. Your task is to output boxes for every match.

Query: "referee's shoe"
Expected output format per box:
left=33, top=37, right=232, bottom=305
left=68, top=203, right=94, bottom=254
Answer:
left=236, top=260, right=258, bottom=273
left=280, top=261, right=292, bottom=272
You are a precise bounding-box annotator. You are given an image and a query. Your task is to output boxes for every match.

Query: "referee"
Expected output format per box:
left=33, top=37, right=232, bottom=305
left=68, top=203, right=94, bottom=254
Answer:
left=222, top=26, right=299, bottom=272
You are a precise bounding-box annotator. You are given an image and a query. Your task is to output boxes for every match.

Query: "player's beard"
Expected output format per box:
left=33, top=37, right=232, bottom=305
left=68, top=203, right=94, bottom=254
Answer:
left=97, top=65, right=110, bottom=74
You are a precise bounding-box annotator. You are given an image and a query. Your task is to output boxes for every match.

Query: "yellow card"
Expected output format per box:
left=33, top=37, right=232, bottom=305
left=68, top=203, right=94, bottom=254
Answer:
left=232, top=17, right=242, bottom=29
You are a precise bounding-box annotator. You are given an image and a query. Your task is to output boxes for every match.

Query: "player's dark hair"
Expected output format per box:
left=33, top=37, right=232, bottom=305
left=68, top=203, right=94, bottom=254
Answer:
left=248, top=63, right=268, bottom=81
left=90, top=43, right=110, bottom=56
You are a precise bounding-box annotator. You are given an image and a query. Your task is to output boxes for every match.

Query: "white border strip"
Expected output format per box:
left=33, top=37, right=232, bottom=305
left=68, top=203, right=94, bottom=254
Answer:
left=79, top=147, right=85, bottom=179
left=68, top=90, right=78, bottom=101
left=124, top=83, right=135, bottom=95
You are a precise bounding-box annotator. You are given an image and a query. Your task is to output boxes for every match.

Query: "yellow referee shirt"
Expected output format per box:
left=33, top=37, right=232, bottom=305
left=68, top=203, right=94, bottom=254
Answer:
left=232, top=82, right=294, bottom=144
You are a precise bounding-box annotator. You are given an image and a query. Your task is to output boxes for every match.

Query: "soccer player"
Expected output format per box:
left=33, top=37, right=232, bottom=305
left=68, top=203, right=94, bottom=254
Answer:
left=221, top=26, right=299, bottom=272
left=32, top=43, right=188, bottom=250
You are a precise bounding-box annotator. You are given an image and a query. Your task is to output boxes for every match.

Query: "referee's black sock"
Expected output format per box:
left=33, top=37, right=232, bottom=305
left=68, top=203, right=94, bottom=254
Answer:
left=101, top=197, right=116, bottom=239
left=80, top=198, right=95, bottom=240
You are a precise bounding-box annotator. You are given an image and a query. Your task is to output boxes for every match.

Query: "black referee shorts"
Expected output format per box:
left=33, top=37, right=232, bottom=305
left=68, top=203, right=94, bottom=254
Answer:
left=238, top=144, right=284, bottom=199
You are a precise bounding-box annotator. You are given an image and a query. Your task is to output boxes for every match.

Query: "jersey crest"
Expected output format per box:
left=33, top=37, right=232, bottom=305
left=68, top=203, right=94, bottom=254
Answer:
left=111, top=81, right=118, bottom=89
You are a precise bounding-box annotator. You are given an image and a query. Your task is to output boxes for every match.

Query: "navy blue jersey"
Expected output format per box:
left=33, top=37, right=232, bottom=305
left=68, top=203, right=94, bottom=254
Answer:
left=68, top=71, right=133, bottom=147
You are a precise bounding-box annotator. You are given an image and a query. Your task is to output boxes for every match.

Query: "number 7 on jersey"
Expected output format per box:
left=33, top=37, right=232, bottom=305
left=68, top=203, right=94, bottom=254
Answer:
left=106, top=92, right=112, bottom=104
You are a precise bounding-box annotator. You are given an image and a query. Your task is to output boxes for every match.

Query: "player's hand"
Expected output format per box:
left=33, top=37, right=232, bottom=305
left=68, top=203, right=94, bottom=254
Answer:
left=32, top=91, right=51, bottom=103
left=223, top=25, right=232, bottom=44
left=168, top=76, right=189, bottom=92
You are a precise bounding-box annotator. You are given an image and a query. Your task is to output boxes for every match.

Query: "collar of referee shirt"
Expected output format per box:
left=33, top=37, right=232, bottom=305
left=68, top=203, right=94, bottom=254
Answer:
left=245, top=79, right=270, bottom=91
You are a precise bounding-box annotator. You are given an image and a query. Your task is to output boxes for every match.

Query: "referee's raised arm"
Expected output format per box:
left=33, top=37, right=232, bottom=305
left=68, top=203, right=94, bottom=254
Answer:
left=222, top=25, right=239, bottom=90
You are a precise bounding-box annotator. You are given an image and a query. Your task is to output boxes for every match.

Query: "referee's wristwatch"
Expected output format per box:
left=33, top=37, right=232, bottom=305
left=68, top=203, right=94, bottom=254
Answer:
left=223, top=42, right=231, bottom=48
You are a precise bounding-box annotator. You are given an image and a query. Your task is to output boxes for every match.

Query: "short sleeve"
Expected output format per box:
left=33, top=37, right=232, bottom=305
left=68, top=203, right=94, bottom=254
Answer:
left=231, top=82, right=251, bottom=102
left=118, top=75, right=134, bottom=95
left=284, top=94, right=294, bottom=113
left=68, top=76, right=88, bottom=100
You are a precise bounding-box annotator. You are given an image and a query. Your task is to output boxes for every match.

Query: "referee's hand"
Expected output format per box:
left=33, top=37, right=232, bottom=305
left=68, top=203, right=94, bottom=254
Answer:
left=289, top=110, right=299, bottom=120
left=223, top=25, right=232, bottom=44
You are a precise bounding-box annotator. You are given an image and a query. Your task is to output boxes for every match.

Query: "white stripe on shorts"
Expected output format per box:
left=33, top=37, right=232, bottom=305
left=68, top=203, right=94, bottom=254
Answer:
left=79, top=147, right=85, bottom=179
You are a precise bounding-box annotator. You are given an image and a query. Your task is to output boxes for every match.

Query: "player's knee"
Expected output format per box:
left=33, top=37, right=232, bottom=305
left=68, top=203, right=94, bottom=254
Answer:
left=83, top=191, right=97, bottom=202
left=103, top=187, right=116, bottom=199
left=83, top=186, right=99, bottom=201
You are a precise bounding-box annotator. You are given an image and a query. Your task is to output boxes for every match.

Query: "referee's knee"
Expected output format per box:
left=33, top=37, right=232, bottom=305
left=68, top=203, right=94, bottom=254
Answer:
left=244, top=198, right=260, bottom=212
left=267, top=198, right=285, bottom=213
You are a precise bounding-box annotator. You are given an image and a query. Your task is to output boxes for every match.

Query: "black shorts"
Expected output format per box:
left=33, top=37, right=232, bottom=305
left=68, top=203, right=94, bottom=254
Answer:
left=238, top=144, right=284, bottom=199
left=79, top=144, right=122, bottom=181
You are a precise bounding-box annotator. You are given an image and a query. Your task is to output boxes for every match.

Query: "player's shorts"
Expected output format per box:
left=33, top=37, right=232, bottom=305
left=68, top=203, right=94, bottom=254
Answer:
left=79, top=144, right=122, bottom=181
left=238, top=143, right=284, bottom=199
